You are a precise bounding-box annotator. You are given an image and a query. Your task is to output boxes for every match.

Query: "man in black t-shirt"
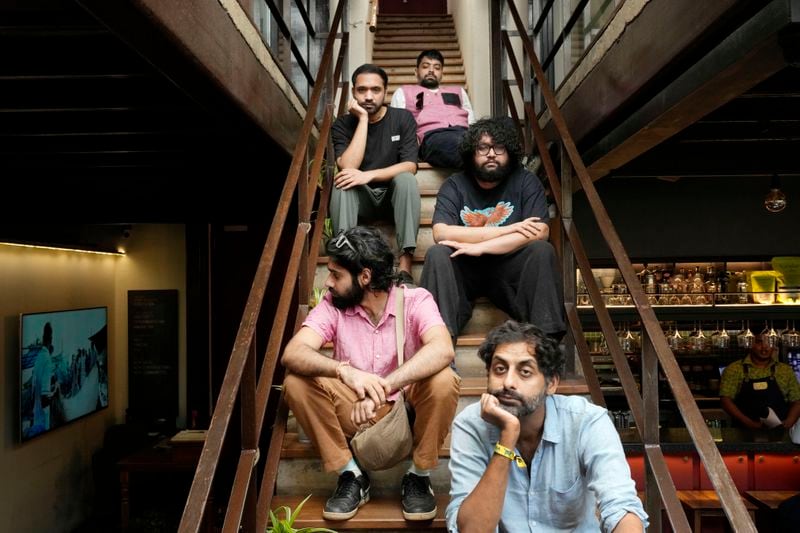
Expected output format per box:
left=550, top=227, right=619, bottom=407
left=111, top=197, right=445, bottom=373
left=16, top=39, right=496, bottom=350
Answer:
left=331, top=64, right=420, bottom=281
left=420, top=117, right=566, bottom=340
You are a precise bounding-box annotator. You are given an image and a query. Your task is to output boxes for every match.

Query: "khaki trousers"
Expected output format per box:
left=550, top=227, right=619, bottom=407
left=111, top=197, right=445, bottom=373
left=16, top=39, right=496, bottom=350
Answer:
left=284, top=367, right=460, bottom=472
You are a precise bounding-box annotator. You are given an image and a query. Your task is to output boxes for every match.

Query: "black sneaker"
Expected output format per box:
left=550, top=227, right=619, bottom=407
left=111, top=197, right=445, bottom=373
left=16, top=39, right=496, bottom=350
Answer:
left=322, top=471, right=370, bottom=520
left=401, top=472, right=437, bottom=521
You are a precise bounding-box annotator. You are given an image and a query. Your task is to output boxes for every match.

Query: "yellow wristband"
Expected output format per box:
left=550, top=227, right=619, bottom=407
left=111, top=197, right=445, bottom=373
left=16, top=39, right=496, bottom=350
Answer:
left=494, top=442, right=526, bottom=468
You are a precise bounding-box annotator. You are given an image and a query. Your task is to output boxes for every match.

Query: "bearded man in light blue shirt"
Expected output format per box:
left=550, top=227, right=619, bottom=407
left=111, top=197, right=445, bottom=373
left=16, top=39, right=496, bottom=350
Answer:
left=446, top=320, right=647, bottom=532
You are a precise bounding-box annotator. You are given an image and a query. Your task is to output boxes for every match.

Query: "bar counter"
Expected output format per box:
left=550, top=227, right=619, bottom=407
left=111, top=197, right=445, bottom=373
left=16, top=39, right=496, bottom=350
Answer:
left=618, top=427, right=800, bottom=453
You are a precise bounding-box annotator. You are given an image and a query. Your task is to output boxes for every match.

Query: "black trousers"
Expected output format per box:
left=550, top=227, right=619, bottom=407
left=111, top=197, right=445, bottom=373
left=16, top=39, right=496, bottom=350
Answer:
left=419, top=126, right=467, bottom=169
left=420, top=241, right=566, bottom=337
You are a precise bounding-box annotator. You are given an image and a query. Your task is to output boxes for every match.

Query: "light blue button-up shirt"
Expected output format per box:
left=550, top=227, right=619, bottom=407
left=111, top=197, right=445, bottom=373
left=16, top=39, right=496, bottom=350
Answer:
left=446, top=395, right=648, bottom=532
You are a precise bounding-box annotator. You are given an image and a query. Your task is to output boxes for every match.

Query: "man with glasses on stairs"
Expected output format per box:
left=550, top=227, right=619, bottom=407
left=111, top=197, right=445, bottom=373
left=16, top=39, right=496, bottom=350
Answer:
left=420, top=117, right=566, bottom=345
left=281, top=226, right=460, bottom=522
left=331, top=64, right=420, bottom=285
left=447, top=320, right=647, bottom=532
left=390, top=49, right=474, bottom=169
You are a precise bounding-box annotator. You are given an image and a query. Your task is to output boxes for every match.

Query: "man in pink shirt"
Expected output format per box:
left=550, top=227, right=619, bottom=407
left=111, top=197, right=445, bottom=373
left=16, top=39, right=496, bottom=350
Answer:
left=282, top=226, right=460, bottom=522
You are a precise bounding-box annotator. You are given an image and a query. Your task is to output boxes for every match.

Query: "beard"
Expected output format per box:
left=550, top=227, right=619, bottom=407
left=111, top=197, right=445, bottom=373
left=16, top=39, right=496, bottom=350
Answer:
left=419, top=76, right=439, bottom=89
left=489, top=387, right=546, bottom=418
left=473, top=159, right=512, bottom=183
left=330, top=277, right=365, bottom=310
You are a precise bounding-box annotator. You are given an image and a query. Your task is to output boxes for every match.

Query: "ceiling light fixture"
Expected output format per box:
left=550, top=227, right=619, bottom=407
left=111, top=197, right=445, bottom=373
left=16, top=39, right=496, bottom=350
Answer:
left=0, top=241, right=126, bottom=256
left=764, top=173, right=787, bottom=213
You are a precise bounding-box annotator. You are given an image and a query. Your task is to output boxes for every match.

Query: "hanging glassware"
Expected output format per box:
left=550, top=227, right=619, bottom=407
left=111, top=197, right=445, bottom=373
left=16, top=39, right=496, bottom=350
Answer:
left=737, top=320, right=754, bottom=349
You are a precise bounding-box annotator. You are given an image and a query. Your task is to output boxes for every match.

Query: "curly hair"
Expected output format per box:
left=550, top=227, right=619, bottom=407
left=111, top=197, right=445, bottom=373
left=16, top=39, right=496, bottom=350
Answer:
left=351, top=64, right=388, bottom=89
left=477, top=320, right=563, bottom=383
left=459, top=117, right=523, bottom=171
left=325, top=226, right=397, bottom=291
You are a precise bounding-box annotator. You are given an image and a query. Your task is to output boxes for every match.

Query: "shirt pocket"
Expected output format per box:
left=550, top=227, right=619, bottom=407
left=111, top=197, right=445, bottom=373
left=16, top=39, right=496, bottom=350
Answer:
left=531, top=476, right=586, bottom=529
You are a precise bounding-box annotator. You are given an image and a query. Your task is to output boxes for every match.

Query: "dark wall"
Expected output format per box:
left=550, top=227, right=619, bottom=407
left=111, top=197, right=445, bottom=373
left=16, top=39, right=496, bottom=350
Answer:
left=572, top=176, right=800, bottom=263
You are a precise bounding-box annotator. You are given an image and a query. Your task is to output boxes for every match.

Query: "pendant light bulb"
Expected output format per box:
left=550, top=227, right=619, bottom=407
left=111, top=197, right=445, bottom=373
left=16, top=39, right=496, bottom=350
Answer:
left=764, top=173, right=787, bottom=213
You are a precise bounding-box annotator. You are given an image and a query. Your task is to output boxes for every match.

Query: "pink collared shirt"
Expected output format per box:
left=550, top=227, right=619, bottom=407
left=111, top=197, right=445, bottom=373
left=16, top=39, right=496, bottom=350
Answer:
left=303, top=285, right=445, bottom=380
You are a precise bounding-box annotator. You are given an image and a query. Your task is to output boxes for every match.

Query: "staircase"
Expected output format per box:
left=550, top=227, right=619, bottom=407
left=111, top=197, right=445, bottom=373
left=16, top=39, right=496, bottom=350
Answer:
left=271, top=14, right=589, bottom=531
left=371, top=14, right=467, bottom=101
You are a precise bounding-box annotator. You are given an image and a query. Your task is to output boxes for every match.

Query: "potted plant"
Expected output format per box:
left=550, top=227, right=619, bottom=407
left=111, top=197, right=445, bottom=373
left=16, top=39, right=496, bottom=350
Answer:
left=267, top=494, right=337, bottom=533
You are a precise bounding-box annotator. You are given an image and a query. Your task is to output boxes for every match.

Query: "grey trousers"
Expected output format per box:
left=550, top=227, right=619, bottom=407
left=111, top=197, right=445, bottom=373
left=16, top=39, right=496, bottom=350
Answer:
left=420, top=241, right=566, bottom=337
left=329, top=171, right=420, bottom=251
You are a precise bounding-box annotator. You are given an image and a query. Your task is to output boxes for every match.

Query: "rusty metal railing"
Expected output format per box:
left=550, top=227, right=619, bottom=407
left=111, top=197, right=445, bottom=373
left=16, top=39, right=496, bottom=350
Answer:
left=178, top=2, right=348, bottom=532
left=500, top=1, right=757, bottom=531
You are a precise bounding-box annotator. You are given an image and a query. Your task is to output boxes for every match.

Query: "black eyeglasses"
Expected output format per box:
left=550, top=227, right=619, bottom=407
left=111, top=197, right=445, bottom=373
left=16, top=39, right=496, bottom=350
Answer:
left=476, top=143, right=507, bottom=156
left=333, top=231, right=356, bottom=253
left=415, top=92, right=424, bottom=110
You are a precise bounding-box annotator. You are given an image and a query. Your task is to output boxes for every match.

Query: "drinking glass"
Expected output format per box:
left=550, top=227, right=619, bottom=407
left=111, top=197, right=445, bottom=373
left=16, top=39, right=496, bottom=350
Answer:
left=766, top=321, right=780, bottom=349
left=782, top=321, right=800, bottom=348
left=737, top=321, right=754, bottom=349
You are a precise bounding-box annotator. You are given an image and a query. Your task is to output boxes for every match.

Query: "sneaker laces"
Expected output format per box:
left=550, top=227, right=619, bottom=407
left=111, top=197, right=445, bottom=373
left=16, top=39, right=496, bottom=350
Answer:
left=403, top=474, right=430, bottom=498
left=332, top=472, right=362, bottom=500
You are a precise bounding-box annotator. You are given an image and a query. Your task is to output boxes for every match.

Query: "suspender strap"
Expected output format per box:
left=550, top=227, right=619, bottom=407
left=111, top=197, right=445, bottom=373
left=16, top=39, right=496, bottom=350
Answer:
left=395, top=287, right=405, bottom=367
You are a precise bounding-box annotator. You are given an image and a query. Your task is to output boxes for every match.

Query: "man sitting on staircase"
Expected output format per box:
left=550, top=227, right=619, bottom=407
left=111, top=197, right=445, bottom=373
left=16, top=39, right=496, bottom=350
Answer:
left=447, top=320, right=648, bottom=532
left=420, top=117, right=566, bottom=343
left=390, top=49, right=474, bottom=169
left=282, top=226, right=460, bottom=522
left=331, top=64, right=420, bottom=285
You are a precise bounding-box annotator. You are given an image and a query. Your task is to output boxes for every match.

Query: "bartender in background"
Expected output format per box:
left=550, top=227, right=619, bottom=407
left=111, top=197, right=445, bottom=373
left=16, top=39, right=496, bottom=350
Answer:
left=720, top=333, right=800, bottom=430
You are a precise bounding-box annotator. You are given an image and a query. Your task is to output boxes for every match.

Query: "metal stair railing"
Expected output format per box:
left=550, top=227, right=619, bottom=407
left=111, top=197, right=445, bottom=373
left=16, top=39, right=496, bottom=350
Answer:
left=500, top=1, right=757, bottom=531
left=178, top=2, right=348, bottom=532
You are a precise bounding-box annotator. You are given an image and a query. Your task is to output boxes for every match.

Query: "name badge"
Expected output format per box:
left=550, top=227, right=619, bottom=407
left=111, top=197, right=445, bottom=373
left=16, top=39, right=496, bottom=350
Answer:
left=391, top=135, right=400, bottom=142
left=753, top=381, right=768, bottom=391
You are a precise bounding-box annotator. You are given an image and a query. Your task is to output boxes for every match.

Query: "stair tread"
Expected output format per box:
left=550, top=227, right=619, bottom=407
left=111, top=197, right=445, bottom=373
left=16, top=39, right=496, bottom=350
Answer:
left=374, top=43, right=460, bottom=51
left=270, top=495, right=448, bottom=529
left=376, top=58, right=463, bottom=67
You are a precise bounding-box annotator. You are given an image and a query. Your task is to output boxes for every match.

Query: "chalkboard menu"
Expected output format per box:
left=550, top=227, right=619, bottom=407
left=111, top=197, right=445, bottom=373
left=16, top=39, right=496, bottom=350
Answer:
left=128, top=290, right=178, bottom=425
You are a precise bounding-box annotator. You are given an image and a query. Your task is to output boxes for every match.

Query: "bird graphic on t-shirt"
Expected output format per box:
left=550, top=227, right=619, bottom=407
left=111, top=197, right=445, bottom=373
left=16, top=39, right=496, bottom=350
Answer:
left=460, top=202, right=514, bottom=227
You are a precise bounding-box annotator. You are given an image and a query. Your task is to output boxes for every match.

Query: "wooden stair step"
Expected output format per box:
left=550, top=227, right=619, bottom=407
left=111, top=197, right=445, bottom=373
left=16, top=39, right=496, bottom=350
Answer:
left=376, top=58, right=463, bottom=67
left=374, top=43, right=460, bottom=52
left=378, top=15, right=453, bottom=21
left=377, top=21, right=455, bottom=28
left=373, top=50, right=462, bottom=59
left=375, top=35, right=458, bottom=44
left=378, top=27, right=455, bottom=35
left=270, top=495, right=448, bottom=530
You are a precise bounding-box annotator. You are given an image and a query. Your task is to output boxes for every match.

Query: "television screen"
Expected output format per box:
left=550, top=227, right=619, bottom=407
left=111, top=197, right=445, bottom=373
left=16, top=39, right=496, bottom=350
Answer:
left=20, top=307, right=108, bottom=442
left=788, top=350, right=800, bottom=384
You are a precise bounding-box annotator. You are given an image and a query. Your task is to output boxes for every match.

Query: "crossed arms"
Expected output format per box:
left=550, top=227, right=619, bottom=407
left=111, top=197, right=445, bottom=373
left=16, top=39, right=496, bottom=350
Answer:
left=433, top=217, right=549, bottom=257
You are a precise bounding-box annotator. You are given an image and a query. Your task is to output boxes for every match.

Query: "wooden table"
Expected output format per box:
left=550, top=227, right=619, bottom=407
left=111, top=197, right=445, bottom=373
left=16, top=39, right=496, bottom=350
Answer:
left=743, top=490, right=799, bottom=510
left=118, top=438, right=208, bottom=531
left=677, top=490, right=757, bottom=533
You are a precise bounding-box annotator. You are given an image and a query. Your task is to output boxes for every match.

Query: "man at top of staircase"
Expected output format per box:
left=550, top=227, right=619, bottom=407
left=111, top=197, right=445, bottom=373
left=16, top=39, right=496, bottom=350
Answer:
left=420, top=117, right=566, bottom=343
left=331, top=64, right=420, bottom=284
left=281, top=226, right=460, bottom=522
left=390, top=49, right=474, bottom=169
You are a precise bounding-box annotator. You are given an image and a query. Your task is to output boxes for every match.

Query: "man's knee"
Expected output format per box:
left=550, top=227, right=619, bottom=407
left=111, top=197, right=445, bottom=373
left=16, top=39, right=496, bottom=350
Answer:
left=392, top=171, right=418, bottom=194
left=424, top=243, right=453, bottom=265
left=283, top=373, right=314, bottom=406
left=520, top=239, right=556, bottom=261
left=417, top=367, right=460, bottom=402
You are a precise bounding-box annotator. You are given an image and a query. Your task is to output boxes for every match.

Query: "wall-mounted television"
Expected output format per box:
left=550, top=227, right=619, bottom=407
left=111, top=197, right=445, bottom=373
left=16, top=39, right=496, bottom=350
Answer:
left=20, top=307, right=108, bottom=442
